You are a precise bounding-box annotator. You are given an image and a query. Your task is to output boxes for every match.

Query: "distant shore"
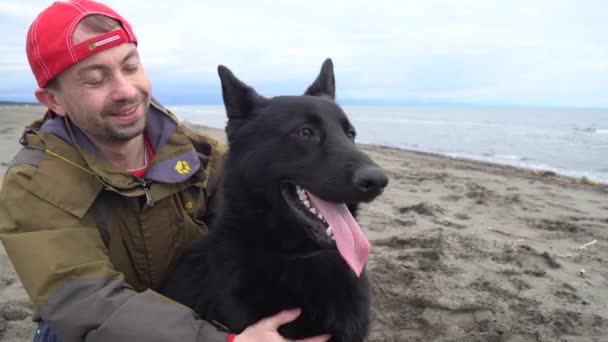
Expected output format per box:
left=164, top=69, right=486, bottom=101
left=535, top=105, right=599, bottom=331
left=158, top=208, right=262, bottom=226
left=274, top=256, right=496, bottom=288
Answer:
left=0, top=101, right=39, bottom=106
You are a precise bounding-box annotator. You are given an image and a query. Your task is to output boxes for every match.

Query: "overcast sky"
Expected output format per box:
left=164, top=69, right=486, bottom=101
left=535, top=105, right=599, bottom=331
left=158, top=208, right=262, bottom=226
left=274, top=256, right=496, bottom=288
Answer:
left=1, top=0, right=607, bottom=107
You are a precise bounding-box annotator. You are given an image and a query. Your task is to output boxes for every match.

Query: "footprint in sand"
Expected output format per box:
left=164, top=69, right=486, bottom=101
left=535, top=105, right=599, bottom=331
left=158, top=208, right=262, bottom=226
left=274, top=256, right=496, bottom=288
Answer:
left=492, top=244, right=562, bottom=277
left=391, top=218, right=416, bottom=227
left=440, top=194, right=462, bottom=202
left=374, top=229, right=447, bottom=273
left=525, top=218, right=582, bottom=233
left=395, top=203, right=470, bottom=230
left=397, top=202, right=446, bottom=217
left=553, top=288, right=585, bottom=304
left=432, top=218, right=467, bottom=230
left=0, top=301, right=31, bottom=321
left=454, top=213, right=471, bottom=220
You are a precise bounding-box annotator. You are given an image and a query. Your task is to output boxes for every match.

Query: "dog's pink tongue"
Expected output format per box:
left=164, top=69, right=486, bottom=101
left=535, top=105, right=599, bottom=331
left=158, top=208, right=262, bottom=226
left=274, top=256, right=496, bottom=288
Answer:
left=306, top=192, right=370, bottom=277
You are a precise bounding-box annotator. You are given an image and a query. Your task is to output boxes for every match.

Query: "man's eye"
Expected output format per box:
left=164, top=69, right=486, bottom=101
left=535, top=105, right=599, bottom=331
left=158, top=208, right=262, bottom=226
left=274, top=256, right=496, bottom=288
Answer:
left=124, top=64, right=139, bottom=73
left=85, top=78, right=104, bottom=86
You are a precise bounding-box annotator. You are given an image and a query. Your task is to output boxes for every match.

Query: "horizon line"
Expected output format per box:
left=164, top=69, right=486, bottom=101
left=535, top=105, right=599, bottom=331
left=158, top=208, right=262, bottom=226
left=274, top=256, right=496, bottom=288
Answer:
left=1, top=99, right=606, bottom=111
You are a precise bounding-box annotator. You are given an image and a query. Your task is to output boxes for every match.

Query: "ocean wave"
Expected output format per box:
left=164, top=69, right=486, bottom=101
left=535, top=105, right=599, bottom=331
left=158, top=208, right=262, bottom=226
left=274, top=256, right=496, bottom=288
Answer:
left=494, top=154, right=529, bottom=161
left=481, top=153, right=530, bottom=162
left=437, top=151, right=607, bottom=184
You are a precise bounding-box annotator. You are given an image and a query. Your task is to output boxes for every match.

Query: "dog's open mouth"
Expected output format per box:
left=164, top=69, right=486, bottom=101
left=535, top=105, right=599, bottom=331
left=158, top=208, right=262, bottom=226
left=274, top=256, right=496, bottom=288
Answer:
left=281, top=183, right=371, bottom=277
left=286, top=184, right=333, bottom=242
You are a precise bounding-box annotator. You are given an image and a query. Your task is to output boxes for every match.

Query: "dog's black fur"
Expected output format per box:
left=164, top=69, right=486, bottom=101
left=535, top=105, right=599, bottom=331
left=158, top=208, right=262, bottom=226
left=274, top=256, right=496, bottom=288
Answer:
left=161, top=59, right=388, bottom=341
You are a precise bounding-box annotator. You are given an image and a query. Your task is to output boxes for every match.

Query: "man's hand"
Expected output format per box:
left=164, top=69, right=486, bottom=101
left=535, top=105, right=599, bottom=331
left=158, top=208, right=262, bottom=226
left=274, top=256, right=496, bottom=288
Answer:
left=233, top=308, right=331, bottom=342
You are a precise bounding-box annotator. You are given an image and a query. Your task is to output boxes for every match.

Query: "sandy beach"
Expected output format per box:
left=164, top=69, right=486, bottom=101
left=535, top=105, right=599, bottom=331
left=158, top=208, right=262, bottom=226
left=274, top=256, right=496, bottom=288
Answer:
left=1, top=105, right=607, bottom=341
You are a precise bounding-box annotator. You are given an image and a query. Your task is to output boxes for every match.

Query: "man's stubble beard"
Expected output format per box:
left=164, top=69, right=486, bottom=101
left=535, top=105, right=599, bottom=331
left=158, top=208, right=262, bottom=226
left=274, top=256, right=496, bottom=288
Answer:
left=93, top=92, right=151, bottom=143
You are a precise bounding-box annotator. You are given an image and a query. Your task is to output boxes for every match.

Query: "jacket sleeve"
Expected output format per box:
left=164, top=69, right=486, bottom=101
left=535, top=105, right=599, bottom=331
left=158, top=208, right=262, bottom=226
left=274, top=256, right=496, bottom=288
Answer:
left=0, top=163, right=229, bottom=342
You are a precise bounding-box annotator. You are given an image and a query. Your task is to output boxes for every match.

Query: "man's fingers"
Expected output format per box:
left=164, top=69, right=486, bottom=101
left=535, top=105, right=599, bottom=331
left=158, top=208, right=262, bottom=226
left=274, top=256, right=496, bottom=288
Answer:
left=295, top=334, right=332, bottom=342
left=254, top=309, right=331, bottom=341
left=258, top=308, right=302, bottom=330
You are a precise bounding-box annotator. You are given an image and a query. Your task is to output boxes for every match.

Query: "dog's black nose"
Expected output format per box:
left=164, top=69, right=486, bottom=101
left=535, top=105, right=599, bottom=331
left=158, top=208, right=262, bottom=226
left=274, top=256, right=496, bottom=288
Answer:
left=353, top=166, right=389, bottom=196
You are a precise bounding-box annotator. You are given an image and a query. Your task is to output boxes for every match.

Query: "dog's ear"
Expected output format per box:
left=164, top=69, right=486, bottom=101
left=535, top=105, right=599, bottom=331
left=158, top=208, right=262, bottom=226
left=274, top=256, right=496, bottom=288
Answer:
left=304, top=58, right=335, bottom=100
left=217, top=65, right=267, bottom=120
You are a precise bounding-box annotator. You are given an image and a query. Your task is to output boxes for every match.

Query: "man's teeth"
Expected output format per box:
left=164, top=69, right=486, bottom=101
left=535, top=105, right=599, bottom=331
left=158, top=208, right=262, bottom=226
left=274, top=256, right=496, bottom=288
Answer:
left=115, top=108, right=134, bottom=116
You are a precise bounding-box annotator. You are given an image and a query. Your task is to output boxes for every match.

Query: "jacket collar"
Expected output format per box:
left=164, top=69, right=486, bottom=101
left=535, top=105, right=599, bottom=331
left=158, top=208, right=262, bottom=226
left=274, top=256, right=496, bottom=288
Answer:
left=38, top=102, right=200, bottom=185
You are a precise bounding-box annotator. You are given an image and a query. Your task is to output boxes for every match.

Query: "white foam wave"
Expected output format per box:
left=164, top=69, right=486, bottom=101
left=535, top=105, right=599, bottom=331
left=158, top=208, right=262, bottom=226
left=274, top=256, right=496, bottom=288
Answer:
left=494, top=154, right=525, bottom=161
left=435, top=151, right=608, bottom=185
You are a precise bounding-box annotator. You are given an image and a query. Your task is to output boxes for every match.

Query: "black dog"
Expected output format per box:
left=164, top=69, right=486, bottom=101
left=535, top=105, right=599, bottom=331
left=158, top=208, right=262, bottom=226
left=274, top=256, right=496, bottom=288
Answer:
left=161, top=59, right=388, bottom=341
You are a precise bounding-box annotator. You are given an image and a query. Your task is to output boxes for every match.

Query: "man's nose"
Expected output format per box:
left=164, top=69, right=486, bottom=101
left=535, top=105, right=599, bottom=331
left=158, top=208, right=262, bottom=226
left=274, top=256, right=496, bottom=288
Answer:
left=110, top=73, right=138, bottom=101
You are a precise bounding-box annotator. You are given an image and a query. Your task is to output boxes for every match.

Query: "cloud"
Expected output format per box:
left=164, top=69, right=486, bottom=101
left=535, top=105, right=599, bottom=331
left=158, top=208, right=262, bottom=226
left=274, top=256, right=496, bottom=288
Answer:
left=1, top=0, right=607, bottom=107
left=0, top=2, right=43, bottom=18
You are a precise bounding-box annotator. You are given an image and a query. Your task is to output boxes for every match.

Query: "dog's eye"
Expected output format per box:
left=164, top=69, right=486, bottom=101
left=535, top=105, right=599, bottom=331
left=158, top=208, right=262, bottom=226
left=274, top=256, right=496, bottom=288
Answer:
left=347, top=130, right=356, bottom=140
left=296, top=128, right=315, bottom=139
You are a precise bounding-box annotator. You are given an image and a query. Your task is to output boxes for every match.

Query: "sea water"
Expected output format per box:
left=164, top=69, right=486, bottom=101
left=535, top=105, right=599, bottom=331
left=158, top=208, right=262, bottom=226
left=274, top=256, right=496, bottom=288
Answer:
left=169, top=105, right=608, bottom=184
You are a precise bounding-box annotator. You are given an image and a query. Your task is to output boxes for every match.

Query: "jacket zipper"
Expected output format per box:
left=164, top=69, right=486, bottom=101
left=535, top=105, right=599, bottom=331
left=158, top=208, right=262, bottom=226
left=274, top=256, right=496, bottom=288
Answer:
left=139, top=179, right=155, bottom=207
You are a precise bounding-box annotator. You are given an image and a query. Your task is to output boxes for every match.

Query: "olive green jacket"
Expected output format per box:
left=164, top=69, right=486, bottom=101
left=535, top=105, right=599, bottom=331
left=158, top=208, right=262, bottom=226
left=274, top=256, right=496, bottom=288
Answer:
left=0, top=101, right=229, bottom=342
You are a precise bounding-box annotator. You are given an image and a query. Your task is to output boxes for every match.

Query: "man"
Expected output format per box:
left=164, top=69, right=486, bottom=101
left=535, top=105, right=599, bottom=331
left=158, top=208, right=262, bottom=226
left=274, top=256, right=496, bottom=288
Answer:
left=0, top=1, right=330, bottom=342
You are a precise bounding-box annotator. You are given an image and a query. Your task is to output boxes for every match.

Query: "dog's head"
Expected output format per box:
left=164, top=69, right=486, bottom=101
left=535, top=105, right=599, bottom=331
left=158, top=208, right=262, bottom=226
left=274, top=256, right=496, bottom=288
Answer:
left=217, top=59, right=388, bottom=276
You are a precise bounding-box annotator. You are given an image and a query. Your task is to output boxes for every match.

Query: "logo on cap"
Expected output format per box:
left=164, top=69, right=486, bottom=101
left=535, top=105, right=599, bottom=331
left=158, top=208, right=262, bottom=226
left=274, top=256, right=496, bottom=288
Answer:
left=87, top=34, right=121, bottom=51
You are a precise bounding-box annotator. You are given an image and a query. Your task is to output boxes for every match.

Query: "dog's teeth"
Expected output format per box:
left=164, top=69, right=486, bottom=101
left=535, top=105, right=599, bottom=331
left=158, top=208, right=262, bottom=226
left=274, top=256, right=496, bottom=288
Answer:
left=326, top=227, right=333, bottom=236
left=298, top=192, right=307, bottom=201
left=317, top=213, right=323, bottom=220
left=303, top=200, right=310, bottom=208
left=310, top=208, right=317, bottom=214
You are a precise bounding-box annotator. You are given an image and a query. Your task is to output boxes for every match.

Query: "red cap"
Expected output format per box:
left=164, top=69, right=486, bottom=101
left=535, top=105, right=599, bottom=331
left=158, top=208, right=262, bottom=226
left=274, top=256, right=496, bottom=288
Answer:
left=26, top=0, right=138, bottom=87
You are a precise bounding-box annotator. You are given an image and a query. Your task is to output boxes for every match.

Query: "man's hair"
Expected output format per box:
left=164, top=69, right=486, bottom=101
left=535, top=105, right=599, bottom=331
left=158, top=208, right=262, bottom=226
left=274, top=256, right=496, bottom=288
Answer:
left=45, top=14, right=122, bottom=90
left=79, top=14, right=122, bottom=35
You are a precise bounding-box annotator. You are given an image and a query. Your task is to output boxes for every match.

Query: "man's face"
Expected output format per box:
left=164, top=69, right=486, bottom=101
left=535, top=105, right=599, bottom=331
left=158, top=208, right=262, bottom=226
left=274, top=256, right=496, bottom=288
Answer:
left=50, top=27, right=152, bottom=145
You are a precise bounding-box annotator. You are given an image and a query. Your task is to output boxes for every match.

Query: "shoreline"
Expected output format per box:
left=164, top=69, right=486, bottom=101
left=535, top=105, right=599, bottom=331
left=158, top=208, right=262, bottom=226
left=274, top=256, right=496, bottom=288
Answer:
left=188, top=119, right=608, bottom=190
left=2, top=104, right=606, bottom=188
left=360, top=143, right=608, bottom=189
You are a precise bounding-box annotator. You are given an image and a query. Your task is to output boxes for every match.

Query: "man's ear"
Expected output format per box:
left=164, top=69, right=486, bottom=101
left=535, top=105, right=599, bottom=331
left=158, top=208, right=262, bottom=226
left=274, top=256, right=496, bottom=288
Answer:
left=35, top=87, right=67, bottom=117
